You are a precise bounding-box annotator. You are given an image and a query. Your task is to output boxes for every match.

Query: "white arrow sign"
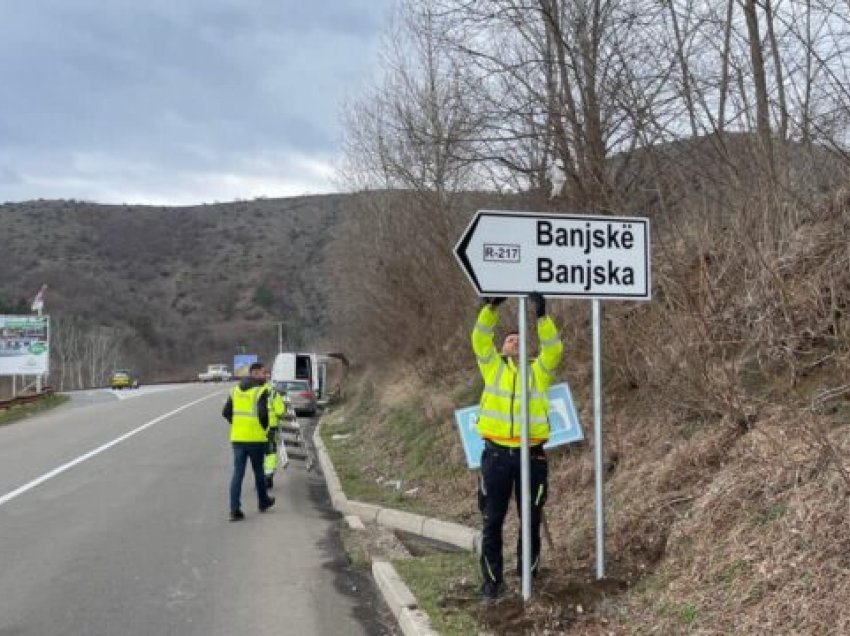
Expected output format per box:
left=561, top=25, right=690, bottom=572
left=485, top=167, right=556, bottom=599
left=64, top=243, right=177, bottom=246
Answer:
left=455, top=210, right=651, bottom=300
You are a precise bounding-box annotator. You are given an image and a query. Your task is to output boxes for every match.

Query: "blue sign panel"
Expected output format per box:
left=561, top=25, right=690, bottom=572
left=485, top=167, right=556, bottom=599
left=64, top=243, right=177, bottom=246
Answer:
left=233, top=354, right=259, bottom=378
left=454, top=383, right=584, bottom=470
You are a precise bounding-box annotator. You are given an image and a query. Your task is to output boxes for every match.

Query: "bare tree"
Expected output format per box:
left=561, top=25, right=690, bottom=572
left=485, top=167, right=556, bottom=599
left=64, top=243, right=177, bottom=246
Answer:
left=51, top=316, right=124, bottom=390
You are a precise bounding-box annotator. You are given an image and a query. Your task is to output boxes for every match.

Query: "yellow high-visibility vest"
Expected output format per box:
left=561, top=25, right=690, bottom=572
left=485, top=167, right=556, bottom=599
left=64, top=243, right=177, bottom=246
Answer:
left=471, top=304, right=563, bottom=447
left=265, top=384, right=286, bottom=428
left=230, top=385, right=268, bottom=442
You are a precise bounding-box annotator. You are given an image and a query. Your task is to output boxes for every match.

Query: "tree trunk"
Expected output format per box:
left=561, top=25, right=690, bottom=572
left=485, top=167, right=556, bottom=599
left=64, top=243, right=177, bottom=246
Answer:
left=742, top=0, right=776, bottom=181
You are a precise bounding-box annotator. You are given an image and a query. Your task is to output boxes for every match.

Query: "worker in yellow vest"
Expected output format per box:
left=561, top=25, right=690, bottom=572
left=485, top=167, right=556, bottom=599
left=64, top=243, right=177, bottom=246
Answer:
left=263, top=374, right=288, bottom=488
left=222, top=362, right=275, bottom=521
left=472, top=293, right=563, bottom=601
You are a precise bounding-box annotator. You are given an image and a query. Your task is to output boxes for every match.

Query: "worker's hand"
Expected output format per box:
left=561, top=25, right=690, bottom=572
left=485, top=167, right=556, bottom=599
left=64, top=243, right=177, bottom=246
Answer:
left=482, top=296, right=507, bottom=307
left=529, top=292, right=546, bottom=318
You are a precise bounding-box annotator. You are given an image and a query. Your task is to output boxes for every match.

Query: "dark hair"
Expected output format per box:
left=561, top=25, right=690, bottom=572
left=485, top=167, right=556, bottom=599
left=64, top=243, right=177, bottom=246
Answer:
left=504, top=330, right=519, bottom=338
left=249, top=362, right=265, bottom=372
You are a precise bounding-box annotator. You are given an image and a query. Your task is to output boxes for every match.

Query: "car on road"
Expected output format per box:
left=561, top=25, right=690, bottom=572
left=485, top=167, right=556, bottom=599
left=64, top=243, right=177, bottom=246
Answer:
left=109, top=369, right=139, bottom=390
left=198, top=364, right=232, bottom=382
left=274, top=379, right=317, bottom=416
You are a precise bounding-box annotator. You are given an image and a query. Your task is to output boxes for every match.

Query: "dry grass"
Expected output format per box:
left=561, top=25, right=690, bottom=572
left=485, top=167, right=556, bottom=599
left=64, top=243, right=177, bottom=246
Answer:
left=329, top=185, right=850, bottom=634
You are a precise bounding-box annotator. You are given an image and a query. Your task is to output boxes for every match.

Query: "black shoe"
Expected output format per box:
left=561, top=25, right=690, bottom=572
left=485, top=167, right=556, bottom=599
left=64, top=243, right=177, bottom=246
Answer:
left=229, top=510, right=245, bottom=522
left=259, top=497, right=275, bottom=512
left=480, top=580, right=501, bottom=604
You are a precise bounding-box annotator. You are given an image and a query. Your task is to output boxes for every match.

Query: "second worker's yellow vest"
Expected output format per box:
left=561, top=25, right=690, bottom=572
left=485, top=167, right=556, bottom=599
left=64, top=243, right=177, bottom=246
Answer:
left=265, top=384, right=286, bottom=428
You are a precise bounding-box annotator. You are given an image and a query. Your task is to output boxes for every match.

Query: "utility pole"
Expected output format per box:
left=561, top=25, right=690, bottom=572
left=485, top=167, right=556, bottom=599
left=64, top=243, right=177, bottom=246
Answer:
left=278, top=322, right=283, bottom=355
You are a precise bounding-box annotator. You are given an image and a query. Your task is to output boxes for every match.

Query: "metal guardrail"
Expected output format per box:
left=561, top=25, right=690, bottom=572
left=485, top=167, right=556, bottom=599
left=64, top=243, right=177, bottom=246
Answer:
left=0, top=388, right=55, bottom=411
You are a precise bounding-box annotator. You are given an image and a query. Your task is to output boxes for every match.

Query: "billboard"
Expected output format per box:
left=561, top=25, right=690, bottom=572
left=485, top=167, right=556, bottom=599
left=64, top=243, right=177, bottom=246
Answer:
left=0, top=315, right=50, bottom=376
left=233, top=354, right=258, bottom=378
left=454, top=383, right=583, bottom=470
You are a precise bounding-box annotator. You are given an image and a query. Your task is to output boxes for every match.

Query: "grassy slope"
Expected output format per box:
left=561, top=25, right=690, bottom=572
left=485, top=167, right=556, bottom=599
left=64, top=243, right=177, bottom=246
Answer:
left=321, top=193, right=850, bottom=633
left=0, top=394, right=70, bottom=426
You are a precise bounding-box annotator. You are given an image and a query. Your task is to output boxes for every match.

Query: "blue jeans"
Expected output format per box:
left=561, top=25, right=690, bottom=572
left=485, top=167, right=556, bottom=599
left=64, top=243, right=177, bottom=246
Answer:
left=230, top=442, right=271, bottom=512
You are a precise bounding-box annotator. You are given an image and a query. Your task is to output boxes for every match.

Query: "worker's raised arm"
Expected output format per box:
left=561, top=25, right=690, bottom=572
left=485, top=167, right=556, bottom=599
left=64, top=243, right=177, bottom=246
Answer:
left=472, top=298, right=505, bottom=376
left=530, top=292, right=563, bottom=387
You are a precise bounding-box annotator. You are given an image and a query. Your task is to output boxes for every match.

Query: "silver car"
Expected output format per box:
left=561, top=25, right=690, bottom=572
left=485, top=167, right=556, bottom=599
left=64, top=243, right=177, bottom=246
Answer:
left=275, top=379, right=317, bottom=416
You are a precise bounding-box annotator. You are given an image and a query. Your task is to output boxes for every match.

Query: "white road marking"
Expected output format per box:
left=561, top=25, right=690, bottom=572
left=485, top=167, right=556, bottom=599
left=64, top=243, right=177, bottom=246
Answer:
left=111, top=385, right=188, bottom=400
left=0, top=391, right=223, bottom=508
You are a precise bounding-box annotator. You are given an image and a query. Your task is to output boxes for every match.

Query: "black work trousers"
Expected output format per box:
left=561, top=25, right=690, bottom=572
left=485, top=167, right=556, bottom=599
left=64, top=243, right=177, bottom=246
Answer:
left=478, top=442, right=548, bottom=588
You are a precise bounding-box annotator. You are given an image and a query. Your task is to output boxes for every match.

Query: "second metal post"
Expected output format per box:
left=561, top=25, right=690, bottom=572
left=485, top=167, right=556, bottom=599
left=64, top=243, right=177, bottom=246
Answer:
left=518, top=296, right=532, bottom=600
left=593, top=299, right=605, bottom=579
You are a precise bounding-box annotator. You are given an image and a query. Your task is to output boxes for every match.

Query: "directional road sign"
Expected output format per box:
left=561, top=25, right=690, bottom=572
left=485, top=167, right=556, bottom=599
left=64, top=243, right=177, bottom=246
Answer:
left=454, top=210, right=651, bottom=299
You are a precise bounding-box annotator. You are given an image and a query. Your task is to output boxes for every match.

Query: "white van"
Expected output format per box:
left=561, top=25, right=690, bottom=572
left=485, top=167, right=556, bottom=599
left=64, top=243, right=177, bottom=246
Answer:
left=271, top=353, right=297, bottom=384
left=271, top=352, right=317, bottom=389
left=271, top=352, right=331, bottom=401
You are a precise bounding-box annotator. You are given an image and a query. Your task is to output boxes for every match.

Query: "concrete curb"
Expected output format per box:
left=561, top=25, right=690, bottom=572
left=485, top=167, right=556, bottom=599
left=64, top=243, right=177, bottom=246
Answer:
left=373, top=561, right=439, bottom=636
left=313, top=430, right=349, bottom=513
left=313, top=425, right=481, bottom=552
left=315, top=422, right=479, bottom=636
left=373, top=560, right=417, bottom=616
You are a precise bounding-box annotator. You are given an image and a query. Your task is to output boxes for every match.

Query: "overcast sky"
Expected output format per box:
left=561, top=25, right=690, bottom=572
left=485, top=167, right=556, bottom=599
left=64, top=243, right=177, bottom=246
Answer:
left=0, top=0, right=392, bottom=205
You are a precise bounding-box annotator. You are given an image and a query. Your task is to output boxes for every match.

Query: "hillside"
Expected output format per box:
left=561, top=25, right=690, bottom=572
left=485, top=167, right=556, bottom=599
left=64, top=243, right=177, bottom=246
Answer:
left=0, top=195, right=346, bottom=386
left=0, top=190, right=526, bottom=391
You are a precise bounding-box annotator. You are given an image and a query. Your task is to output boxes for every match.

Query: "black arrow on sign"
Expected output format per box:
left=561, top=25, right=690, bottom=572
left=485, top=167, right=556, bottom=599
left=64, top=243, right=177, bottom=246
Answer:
left=454, top=212, right=483, bottom=294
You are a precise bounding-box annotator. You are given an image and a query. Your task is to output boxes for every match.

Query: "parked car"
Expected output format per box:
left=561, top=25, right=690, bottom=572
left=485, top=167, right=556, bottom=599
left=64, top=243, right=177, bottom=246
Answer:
left=274, top=379, right=317, bottom=416
left=110, top=370, right=139, bottom=390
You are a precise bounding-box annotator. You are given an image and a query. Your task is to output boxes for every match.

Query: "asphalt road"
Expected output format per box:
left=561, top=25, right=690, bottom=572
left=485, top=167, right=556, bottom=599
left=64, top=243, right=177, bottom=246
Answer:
left=0, top=384, right=392, bottom=636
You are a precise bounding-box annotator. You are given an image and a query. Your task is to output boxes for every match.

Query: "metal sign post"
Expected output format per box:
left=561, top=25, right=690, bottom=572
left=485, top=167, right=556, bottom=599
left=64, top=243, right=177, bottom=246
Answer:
left=592, top=299, right=605, bottom=579
left=518, top=296, right=532, bottom=600
left=454, top=210, right=651, bottom=590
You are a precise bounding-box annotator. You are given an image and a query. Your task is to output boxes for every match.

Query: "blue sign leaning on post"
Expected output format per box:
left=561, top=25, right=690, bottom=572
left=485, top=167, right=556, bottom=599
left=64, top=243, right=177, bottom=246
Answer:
left=454, top=382, right=583, bottom=470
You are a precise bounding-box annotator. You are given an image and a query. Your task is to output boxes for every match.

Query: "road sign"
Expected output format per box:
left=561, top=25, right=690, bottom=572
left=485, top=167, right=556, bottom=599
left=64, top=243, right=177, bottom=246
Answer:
left=455, top=210, right=651, bottom=299
left=455, top=209, right=654, bottom=591
left=546, top=383, right=584, bottom=447
left=454, top=383, right=583, bottom=469
left=0, top=315, right=50, bottom=376
left=233, top=354, right=258, bottom=378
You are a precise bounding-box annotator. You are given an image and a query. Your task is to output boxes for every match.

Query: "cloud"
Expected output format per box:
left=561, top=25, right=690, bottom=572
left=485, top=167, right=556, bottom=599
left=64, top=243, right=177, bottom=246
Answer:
left=0, top=0, right=390, bottom=204
left=0, top=165, right=21, bottom=186
left=0, top=148, right=339, bottom=205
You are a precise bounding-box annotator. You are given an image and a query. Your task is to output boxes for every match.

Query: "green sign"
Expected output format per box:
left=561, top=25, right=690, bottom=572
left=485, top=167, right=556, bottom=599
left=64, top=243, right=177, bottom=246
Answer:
left=28, top=342, right=47, bottom=355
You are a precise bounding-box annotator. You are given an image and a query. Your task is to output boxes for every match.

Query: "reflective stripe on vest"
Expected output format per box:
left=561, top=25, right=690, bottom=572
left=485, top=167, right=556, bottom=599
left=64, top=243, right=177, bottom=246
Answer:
left=476, top=358, right=550, bottom=447
left=475, top=321, right=494, bottom=335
